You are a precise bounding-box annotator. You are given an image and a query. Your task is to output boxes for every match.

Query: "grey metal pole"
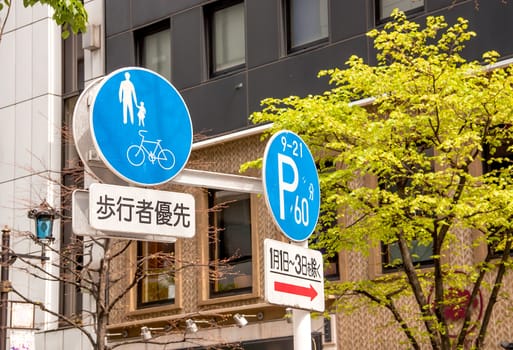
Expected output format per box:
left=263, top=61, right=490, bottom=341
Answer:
left=293, top=240, right=312, bottom=350
left=0, top=226, right=11, bottom=350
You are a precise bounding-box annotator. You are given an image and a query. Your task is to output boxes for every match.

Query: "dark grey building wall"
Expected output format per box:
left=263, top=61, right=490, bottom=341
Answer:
left=105, top=0, right=513, bottom=137
left=172, top=8, right=204, bottom=89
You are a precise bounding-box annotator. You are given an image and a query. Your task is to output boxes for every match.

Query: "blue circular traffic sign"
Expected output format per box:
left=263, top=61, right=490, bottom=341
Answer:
left=90, top=67, right=193, bottom=186
left=262, top=130, right=320, bottom=242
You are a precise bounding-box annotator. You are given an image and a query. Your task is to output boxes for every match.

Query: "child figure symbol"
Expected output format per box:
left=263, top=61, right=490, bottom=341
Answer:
left=137, top=101, right=146, bottom=127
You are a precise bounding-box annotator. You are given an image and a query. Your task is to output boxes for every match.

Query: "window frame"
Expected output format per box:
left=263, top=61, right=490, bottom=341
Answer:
left=200, top=190, right=260, bottom=304
left=314, top=159, right=341, bottom=281
left=482, top=135, right=513, bottom=175
left=63, top=32, right=84, bottom=96
left=127, top=240, right=183, bottom=317
left=381, top=239, right=434, bottom=272
left=205, top=0, right=246, bottom=77
left=378, top=146, right=435, bottom=273
left=59, top=94, right=84, bottom=326
left=376, top=0, right=424, bottom=23
left=208, top=190, right=252, bottom=297
left=482, top=130, right=513, bottom=257
left=134, top=19, right=171, bottom=81
left=284, top=0, right=329, bottom=53
left=136, top=241, right=176, bottom=309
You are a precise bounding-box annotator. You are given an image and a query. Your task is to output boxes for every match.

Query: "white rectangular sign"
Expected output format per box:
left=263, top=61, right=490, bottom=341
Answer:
left=264, top=239, right=324, bottom=312
left=72, top=190, right=177, bottom=242
left=89, top=183, right=195, bottom=238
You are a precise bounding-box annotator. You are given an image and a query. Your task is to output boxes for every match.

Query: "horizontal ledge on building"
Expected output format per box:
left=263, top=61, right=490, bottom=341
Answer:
left=172, top=168, right=263, bottom=194
left=192, top=124, right=272, bottom=151
left=106, top=303, right=282, bottom=331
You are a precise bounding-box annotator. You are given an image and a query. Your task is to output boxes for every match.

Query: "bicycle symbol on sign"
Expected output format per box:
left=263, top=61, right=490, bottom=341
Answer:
left=126, top=130, right=175, bottom=170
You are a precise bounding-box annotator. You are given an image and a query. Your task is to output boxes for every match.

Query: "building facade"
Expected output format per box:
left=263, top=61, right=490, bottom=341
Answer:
left=2, top=0, right=513, bottom=349
left=0, top=1, right=69, bottom=349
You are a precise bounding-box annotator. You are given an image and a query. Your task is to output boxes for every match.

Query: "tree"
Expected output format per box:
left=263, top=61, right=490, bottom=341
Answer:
left=6, top=230, right=170, bottom=350
left=0, top=0, right=87, bottom=42
left=7, top=219, right=240, bottom=350
left=244, top=10, right=513, bottom=350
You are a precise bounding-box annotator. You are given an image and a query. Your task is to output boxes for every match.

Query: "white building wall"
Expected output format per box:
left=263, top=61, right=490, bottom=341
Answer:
left=34, top=0, right=104, bottom=349
left=0, top=2, right=64, bottom=349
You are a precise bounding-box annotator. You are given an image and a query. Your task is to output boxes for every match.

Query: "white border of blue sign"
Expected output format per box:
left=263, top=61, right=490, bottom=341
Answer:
left=90, top=67, right=193, bottom=186
left=262, top=130, right=320, bottom=242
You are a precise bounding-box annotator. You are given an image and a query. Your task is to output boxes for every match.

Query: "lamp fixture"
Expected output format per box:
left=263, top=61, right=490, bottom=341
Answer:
left=184, top=318, right=213, bottom=333
left=233, top=313, right=248, bottom=327
left=233, top=312, right=264, bottom=327
left=285, top=308, right=293, bottom=324
left=27, top=199, right=57, bottom=242
left=141, top=326, right=152, bottom=340
left=185, top=319, right=198, bottom=333
left=141, top=324, right=172, bottom=340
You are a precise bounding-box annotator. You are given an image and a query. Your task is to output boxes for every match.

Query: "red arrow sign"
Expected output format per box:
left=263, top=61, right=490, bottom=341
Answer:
left=274, top=281, right=318, bottom=301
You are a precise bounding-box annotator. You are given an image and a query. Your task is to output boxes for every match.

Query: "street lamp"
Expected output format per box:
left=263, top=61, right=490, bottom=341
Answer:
left=27, top=199, right=56, bottom=242
left=0, top=200, right=57, bottom=350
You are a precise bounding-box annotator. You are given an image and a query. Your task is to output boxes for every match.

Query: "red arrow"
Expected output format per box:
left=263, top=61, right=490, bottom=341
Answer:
left=274, top=281, right=318, bottom=301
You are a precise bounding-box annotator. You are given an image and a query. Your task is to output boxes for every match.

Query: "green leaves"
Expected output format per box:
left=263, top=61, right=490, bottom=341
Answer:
left=42, top=0, right=88, bottom=37
left=1, top=0, right=87, bottom=38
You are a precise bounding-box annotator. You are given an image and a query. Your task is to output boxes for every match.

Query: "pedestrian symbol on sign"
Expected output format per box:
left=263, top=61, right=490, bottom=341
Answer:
left=90, top=67, right=193, bottom=186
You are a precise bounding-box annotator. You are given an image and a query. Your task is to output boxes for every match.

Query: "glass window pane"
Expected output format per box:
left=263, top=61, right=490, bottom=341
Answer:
left=380, top=0, right=424, bottom=20
left=138, top=242, right=175, bottom=306
left=142, top=28, right=171, bottom=81
left=213, top=2, right=245, bottom=72
left=209, top=190, right=252, bottom=295
left=60, top=96, right=84, bottom=324
left=290, top=0, right=328, bottom=48
left=385, top=239, right=433, bottom=270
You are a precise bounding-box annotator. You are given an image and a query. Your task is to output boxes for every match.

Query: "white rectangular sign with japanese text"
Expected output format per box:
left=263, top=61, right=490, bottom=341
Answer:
left=89, top=183, right=195, bottom=238
left=264, top=239, right=324, bottom=312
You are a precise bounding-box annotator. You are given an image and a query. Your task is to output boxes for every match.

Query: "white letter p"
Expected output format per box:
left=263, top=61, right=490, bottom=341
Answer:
left=278, top=153, right=298, bottom=220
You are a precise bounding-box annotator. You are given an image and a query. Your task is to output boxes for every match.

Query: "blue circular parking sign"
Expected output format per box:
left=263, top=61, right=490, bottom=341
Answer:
left=262, top=130, right=320, bottom=242
left=90, top=67, right=193, bottom=186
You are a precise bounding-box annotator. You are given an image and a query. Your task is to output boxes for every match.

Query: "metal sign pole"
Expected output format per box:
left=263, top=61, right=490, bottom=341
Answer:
left=0, top=227, right=10, bottom=350
left=261, top=130, right=321, bottom=350
left=293, top=240, right=312, bottom=350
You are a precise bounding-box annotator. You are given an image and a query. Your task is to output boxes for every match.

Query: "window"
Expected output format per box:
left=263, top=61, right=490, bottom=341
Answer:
left=324, top=252, right=340, bottom=280
left=380, top=146, right=434, bottom=272
left=314, top=160, right=340, bottom=280
left=60, top=28, right=85, bottom=323
left=286, top=0, right=328, bottom=51
left=382, top=240, right=433, bottom=271
left=60, top=95, right=84, bottom=323
left=482, top=137, right=513, bottom=174
left=63, top=32, right=84, bottom=95
left=312, top=239, right=340, bottom=280
left=378, top=0, right=424, bottom=21
left=208, top=190, right=252, bottom=297
left=137, top=242, right=175, bottom=307
left=136, top=21, right=171, bottom=81
left=482, top=130, right=513, bottom=256
left=206, top=1, right=246, bottom=74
